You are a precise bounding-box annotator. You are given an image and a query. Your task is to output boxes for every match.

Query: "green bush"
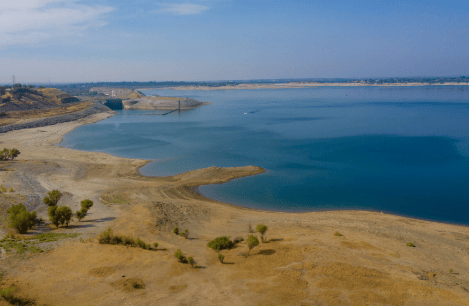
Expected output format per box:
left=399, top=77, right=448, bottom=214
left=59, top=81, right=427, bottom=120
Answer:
left=334, top=231, right=343, bottom=236
left=99, top=228, right=113, bottom=244
left=187, top=256, right=195, bottom=268
left=218, top=253, right=225, bottom=264
left=207, top=236, right=234, bottom=250
left=153, top=242, right=159, bottom=249
left=48, top=206, right=72, bottom=227
left=43, top=190, right=62, bottom=207
left=256, top=224, right=268, bottom=242
left=247, top=235, right=259, bottom=256
left=406, top=242, right=416, bottom=247
left=0, top=287, right=14, bottom=302
left=81, top=199, right=93, bottom=211
left=175, top=249, right=186, bottom=263
left=180, top=229, right=189, bottom=239
left=7, top=204, right=37, bottom=234
left=135, top=238, right=146, bottom=249
left=173, top=227, right=179, bottom=235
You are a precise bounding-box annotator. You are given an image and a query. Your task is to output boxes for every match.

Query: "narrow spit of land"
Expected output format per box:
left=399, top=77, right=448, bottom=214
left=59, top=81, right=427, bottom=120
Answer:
left=166, top=81, right=469, bottom=90
left=0, top=112, right=468, bottom=306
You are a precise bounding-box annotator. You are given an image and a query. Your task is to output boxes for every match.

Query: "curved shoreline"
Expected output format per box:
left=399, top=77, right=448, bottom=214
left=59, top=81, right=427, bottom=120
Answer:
left=54, top=112, right=469, bottom=227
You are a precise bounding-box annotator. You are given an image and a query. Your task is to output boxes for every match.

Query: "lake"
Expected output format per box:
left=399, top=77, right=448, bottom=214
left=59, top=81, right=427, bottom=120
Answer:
left=60, top=86, right=469, bottom=225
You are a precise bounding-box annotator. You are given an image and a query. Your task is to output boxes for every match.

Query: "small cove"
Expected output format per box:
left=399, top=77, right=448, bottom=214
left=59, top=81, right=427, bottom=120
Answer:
left=60, top=86, right=469, bottom=225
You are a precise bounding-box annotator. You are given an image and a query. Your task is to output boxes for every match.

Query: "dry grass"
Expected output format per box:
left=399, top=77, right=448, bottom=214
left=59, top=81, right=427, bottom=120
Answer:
left=0, top=101, right=92, bottom=126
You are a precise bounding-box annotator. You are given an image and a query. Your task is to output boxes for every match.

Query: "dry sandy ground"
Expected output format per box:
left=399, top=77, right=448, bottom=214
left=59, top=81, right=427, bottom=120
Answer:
left=166, top=82, right=469, bottom=90
left=0, top=112, right=469, bottom=306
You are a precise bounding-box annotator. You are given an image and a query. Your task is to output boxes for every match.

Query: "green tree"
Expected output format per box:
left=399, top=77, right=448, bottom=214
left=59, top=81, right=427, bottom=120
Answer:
left=43, top=190, right=62, bottom=206
left=7, top=204, right=36, bottom=234
left=0, top=149, right=9, bottom=160
left=9, top=148, right=20, bottom=160
left=48, top=206, right=72, bottom=227
left=173, top=227, right=179, bottom=235
left=81, top=199, right=93, bottom=210
left=256, top=224, right=268, bottom=242
left=75, top=199, right=93, bottom=221
left=247, top=235, right=259, bottom=257
left=218, top=254, right=225, bottom=264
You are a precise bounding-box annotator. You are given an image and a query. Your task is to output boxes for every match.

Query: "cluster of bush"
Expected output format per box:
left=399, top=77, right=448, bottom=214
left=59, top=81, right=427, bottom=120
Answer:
left=206, top=224, right=268, bottom=259
left=6, top=189, right=98, bottom=234
left=173, top=227, right=189, bottom=239
left=0, top=148, right=20, bottom=161
left=98, top=228, right=157, bottom=251
left=174, top=249, right=195, bottom=267
left=43, top=190, right=72, bottom=228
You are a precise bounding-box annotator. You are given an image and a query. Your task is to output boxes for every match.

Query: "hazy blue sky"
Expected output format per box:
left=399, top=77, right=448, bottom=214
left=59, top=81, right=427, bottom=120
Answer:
left=1, top=0, right=468, bottom=83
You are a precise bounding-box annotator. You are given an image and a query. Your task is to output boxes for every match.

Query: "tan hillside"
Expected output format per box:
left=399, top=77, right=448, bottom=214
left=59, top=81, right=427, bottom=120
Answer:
left=0, top=87, right=79, bottom=112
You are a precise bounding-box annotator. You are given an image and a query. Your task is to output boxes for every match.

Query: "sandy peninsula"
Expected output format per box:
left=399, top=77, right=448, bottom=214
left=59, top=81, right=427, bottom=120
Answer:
left=165, top=81, right=469, bottom=90
left=0, top=111, right=469, bottom=306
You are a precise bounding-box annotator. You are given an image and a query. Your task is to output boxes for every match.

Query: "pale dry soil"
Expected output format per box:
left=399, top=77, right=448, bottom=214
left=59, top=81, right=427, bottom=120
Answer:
left=0, top=112, right=468, bottom=306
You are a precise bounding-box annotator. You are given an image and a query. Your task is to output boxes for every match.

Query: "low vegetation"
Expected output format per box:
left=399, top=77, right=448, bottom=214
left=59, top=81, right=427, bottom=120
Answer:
left=218, top=254, right=225, bottom=264
left=7, top=204, right=37, bottom=234
left=98, top=228, right=155, bottom=250
left=173, top=227, right=179, bottom=235
left=0, top=232, right=81, bottom=255
left=256, top=224, right=268, bottom=242
left=407, top=242, right=416, bottom=247
left=0, top=234, right=43, bottom=255
left=207, top=236, right=234, bottom=250
left=0, top=148, right=20, bottom=161
left=334, top=231, right=343, bottom=236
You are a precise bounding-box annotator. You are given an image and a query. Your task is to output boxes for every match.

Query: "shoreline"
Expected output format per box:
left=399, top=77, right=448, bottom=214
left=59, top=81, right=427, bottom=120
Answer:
left=53, top=112, right=468, bottom=227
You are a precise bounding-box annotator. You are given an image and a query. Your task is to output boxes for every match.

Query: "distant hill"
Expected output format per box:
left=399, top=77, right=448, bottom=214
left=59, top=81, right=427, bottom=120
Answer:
left=0, top=87, right=79, bottom=112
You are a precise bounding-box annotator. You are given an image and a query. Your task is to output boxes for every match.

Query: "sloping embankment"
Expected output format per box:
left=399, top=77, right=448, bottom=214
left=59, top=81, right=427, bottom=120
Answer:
left=0, top=102, right=112, bottom=133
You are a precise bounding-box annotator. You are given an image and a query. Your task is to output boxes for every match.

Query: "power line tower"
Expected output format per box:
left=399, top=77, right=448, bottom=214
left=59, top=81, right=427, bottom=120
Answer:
left=12, top=75, right=15, bottom=87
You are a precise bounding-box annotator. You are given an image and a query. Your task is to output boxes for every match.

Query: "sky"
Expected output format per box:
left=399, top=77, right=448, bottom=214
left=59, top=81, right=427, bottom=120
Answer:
left=1, top=0, right=468, bottom=83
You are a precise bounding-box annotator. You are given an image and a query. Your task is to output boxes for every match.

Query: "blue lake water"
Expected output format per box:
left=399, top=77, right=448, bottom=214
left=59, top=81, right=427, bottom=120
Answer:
left=60, top=86, right=469, bottom=225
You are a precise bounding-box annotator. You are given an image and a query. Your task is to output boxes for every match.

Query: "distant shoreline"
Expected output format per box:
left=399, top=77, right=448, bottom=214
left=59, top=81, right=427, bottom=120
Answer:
left=162, top=82, right=469, bottom=90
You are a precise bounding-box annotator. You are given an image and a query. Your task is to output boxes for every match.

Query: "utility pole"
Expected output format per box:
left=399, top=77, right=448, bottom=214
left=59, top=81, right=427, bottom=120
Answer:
left=12, top=75, right=15, bottom=87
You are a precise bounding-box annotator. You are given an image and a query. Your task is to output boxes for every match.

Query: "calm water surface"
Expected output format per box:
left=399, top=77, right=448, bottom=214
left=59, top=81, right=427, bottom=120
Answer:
left=60, top=87, right=469, bottom=225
